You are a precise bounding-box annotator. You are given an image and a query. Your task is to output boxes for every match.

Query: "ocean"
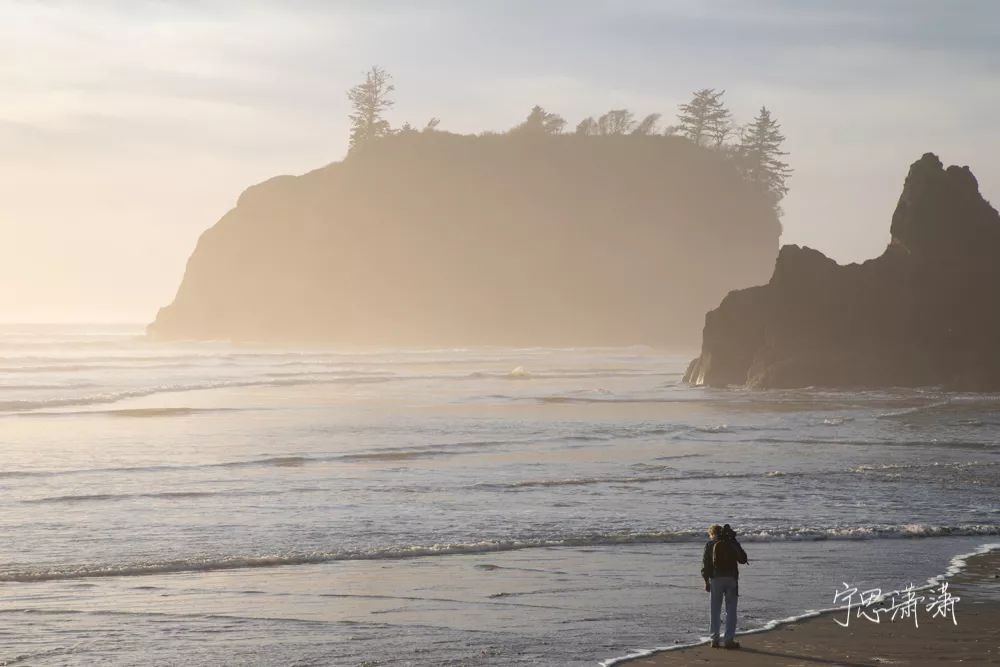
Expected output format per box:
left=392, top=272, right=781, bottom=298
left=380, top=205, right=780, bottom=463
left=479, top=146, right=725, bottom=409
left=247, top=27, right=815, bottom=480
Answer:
left=1, top=324, right=997, bottom=665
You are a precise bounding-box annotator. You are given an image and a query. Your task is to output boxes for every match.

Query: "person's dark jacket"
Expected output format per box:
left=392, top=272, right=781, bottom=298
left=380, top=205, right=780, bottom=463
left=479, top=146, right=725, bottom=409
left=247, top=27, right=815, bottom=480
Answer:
left=701, top=537, right=748, bottom=582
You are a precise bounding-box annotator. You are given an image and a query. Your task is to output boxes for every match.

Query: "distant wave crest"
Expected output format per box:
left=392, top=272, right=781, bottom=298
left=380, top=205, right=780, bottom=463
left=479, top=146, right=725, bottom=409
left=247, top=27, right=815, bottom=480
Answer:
left=0, top=375, right=408, bottom=413
left=22, top=489, right=285, bottom=505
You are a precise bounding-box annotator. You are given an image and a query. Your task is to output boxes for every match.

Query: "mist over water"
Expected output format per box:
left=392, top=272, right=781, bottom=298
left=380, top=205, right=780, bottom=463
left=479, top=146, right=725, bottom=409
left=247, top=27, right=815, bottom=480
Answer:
left=1, top=325, right=997, bottom=665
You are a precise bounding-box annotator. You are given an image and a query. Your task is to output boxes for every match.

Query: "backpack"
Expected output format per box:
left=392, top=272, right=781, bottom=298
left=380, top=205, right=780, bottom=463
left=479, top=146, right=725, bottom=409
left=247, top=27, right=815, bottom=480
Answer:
left=712, top=539, right=739, bottom=573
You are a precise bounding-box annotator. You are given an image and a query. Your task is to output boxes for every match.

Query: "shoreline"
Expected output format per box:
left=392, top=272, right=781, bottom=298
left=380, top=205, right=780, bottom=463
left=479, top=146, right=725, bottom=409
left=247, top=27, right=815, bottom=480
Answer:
left=601, top=541, right=1000, bottom=666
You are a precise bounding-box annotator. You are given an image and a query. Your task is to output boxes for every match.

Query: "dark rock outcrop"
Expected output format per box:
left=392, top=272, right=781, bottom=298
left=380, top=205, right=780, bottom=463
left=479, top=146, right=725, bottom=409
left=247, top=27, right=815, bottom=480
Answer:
left=684, top=153, right=1000, bottom=390
left=149, top=131, right=780, bottom=346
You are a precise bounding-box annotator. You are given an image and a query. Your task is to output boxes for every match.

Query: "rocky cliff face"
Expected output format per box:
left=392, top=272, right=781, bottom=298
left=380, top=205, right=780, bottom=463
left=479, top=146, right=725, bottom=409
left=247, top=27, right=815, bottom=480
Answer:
left=684, top=153, right=1000, bottom=390
left=149, top=131, right=779, bottom=346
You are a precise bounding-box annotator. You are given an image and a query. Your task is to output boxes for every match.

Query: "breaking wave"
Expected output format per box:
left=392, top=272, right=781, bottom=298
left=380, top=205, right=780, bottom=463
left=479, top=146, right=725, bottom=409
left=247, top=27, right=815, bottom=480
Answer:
left=0, top=374, right=421, bottom=413
left=4, top=525, right=997, bottom=583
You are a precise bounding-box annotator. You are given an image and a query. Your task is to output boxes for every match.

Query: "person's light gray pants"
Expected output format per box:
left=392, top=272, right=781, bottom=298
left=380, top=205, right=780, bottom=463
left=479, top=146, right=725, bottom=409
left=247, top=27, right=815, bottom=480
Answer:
left=709, top=576, right=738, bottom=642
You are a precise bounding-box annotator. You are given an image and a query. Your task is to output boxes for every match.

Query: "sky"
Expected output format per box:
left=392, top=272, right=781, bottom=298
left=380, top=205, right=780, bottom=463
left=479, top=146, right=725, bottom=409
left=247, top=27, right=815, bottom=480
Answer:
left=2, top=0, right=999, bottom=323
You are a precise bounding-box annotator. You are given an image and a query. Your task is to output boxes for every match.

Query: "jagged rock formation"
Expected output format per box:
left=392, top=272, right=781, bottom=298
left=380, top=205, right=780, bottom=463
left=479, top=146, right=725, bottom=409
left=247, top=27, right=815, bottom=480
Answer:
left=684, top=153, right=1000, bottom=390
left=149, top=131, right=779, bottom=346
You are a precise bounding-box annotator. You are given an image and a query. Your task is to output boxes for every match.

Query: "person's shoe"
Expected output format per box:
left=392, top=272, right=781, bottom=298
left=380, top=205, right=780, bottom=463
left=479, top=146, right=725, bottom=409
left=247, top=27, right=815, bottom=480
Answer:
left=723, top=640, right=741, bottom=650
left=710, top=639, right=720, bottom=648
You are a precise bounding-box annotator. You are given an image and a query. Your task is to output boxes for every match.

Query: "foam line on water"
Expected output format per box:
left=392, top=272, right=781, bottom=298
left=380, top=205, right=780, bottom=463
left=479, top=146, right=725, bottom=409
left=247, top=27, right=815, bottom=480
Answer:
left=4, top=532, right=998, bottom=584
left=0, top=373, right=446, bottom=413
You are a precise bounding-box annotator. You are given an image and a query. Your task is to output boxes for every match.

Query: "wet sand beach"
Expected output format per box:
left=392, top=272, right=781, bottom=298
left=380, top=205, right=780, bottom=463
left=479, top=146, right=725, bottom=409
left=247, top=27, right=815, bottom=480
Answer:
left=624, top=549, right=1000, bottom=666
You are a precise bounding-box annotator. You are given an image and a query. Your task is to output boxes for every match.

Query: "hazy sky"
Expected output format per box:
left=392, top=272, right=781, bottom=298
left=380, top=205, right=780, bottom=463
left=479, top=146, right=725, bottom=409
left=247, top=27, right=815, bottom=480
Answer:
left=3, top=0, right=998, bottom=323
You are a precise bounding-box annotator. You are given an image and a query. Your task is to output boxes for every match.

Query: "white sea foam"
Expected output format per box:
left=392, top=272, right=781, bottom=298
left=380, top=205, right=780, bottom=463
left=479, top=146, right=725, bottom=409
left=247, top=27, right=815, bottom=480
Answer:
left=5, top=529, right=998, bottom=584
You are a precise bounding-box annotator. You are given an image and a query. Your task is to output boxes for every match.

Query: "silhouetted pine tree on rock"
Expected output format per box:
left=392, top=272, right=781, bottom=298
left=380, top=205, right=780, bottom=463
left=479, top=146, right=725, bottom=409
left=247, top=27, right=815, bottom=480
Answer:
left=737, top=106, right=792, bottom=211
left=511, top=106, right=566, bottom=134
left=631, top=113, right=662, bottom=136
left=677, top=88, right=731, bottom=148
left=347, top=66, right=395, bottom=151
left=597, top=109, right=635, bottom=135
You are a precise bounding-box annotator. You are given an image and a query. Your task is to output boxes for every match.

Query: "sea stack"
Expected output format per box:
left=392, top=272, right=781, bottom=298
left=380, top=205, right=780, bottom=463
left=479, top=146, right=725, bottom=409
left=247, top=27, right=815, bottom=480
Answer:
left=684, top=153, right=1000, bottom=390
left=148, top=131, right=779, bottom=346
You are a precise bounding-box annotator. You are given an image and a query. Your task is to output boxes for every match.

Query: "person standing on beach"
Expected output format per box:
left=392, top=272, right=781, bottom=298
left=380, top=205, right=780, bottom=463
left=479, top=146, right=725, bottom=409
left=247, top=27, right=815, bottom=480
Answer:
left=702, top=523, right=748, bottom=649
